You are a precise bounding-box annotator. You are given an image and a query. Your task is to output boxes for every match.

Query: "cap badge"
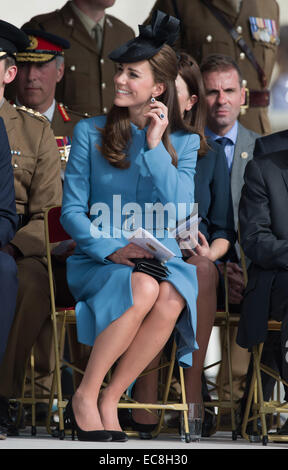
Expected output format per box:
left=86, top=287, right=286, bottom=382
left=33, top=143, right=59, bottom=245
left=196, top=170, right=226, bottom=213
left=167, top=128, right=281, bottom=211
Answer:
left=27, top=35, right=38, bottom=50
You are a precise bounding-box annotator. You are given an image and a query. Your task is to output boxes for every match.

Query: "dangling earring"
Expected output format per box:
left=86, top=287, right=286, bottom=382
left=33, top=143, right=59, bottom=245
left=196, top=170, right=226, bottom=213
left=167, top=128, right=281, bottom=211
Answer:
left=151, top=97, right=156, bottom=103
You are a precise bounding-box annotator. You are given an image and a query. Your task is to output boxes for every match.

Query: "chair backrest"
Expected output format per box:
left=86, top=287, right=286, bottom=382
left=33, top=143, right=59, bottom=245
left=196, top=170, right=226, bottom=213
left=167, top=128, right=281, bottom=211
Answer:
left=45, top=206, right=71, bottom=244
left=44, top=205, right=74, bottom=312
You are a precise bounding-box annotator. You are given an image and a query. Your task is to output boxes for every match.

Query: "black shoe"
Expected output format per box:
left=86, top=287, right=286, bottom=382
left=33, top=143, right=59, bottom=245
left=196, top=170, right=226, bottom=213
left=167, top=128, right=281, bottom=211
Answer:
left=108, top=430, right=128, bottom=442
left=130, top=418, right=157, bottom=439
left=0, top=396, right=19, bottom=437
left=64, top=399, right=112, bottom=442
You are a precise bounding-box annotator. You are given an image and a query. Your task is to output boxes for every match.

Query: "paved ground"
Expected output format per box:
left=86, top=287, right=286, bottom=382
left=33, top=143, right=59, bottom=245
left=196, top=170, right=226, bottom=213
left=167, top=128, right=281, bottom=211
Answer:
left=1, top=427, right=287, bottom=451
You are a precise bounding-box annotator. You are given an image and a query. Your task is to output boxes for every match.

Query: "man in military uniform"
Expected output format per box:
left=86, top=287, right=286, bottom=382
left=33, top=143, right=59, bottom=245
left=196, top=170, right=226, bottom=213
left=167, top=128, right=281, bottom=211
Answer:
left=14, top=29, right=90, bottom=178
left=0, top=20, right=62, bottom=435
left=145, top=0, right=279, bottom=135
left=13, top=29, right=90, bottom=395
left=20, top=0, right=135, bottom=116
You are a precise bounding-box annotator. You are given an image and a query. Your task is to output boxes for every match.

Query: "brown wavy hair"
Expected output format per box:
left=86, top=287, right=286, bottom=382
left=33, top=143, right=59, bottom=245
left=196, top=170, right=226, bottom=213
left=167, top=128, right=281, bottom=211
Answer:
left=177, top=52, right=209, bottom=157
left=99, top=44, right=200, bottom=169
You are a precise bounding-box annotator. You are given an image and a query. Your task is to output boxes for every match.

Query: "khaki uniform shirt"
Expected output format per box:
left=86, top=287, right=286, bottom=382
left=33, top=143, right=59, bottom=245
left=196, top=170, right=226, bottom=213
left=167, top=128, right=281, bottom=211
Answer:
left=0, top=99, right=62, bottom=259
left=22, top=1, right=135, bottom=116
left=145, top=0, right=279, bottom=135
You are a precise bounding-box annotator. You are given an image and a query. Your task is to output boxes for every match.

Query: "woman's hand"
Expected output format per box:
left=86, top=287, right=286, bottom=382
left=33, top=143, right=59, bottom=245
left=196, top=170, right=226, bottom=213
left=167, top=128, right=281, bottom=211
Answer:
left=107, top=242, right=154, bottom=267
left=181, top=232, right=230, bottom=262
left=180, top=231, right=213, bottom=260
left=144, top=99, right=169, bottom=150
left=189, top=231, right=214, bottom=259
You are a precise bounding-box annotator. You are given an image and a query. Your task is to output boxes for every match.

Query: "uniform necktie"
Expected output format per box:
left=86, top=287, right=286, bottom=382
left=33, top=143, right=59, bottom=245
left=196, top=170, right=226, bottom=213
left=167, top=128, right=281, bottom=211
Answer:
left=93, top=23, right=102, bottom=53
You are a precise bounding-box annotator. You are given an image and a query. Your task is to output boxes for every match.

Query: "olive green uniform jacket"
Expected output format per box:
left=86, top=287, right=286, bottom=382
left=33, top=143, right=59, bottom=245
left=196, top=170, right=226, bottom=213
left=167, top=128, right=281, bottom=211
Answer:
left=145, top=0, right=279, bottom=135
left=22, top=1, right=135, bottom=116
left=0, top=99, right=62, bottom=398
left=0, top=99, right=62, bottom=258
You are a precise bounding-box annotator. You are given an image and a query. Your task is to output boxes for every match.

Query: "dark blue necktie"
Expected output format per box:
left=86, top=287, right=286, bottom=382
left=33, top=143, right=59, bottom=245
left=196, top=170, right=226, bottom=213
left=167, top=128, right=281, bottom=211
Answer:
left=216, top=137, right=233, bottom=173
left=216, top=137, right=231, bottom=148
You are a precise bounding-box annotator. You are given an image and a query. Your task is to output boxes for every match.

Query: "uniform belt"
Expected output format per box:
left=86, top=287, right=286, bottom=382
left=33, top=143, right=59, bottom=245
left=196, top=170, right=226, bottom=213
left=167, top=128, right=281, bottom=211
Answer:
left=244, top=89, right=270, bottom=108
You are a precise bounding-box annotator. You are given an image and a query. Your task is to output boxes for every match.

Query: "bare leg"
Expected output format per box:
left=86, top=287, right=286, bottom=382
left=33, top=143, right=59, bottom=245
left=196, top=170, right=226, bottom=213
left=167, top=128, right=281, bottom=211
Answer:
left=72, top=272, right=160, bottom=431
left=98, top=281, right=186, bottom=431
left=184, top=256, right=218, bottom=403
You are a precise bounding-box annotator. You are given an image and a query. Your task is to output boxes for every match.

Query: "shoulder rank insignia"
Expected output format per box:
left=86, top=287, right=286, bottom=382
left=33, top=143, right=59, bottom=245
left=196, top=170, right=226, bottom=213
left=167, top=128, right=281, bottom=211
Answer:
left=249, top=17, right=279, bottom=45
left=57, top=102, right=71, bottom=122
left=16, top=105, right=48, bottom=121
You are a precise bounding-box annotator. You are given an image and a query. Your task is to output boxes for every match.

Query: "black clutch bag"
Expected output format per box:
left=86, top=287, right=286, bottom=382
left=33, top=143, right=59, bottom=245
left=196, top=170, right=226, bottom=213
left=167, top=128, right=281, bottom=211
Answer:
left=131, top=258, right=170, bottom=282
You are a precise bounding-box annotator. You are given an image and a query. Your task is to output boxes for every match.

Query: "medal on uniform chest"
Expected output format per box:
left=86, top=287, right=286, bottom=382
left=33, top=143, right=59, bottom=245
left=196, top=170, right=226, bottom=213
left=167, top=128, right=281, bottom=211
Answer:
left=11, top=149, right=21, bottom=168
left=249, top=16, right=279, bottom=45
left=56, top=136, right=72, bottom=162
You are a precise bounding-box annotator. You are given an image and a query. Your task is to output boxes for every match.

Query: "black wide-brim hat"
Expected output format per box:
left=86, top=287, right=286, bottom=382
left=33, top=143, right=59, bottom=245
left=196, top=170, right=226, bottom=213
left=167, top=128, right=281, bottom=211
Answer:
left=0, top=20, right=30, bottom=59
left=16, top=29, right=70, bottom=63
left=109, top=10, right=180, bottom=63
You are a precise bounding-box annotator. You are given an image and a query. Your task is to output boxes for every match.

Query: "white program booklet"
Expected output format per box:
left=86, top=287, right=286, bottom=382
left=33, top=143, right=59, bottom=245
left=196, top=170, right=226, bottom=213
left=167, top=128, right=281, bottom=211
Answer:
left=128, top=227, right=175, bottom=263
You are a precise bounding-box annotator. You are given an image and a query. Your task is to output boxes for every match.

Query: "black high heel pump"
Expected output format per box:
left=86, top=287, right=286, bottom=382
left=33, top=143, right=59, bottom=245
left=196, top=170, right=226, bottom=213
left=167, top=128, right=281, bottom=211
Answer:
left=64, top=399, right=112, bottom=442
left=108, top=430, right=129, bottom=442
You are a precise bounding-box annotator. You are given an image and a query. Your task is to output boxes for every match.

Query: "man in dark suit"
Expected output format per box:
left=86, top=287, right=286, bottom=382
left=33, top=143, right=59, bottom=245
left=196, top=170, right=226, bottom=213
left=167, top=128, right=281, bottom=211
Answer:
left=238, top=130, right=288, bottom=434
left=200, top=54, right=259, bottom=404
left=0, top=117, right=18, bottom=439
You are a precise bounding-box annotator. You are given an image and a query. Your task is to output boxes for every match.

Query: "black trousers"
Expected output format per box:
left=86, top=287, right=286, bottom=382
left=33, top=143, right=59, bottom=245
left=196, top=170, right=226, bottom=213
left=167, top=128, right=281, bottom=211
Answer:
left=0, top=251, right=18, bottom=366
left=241, top=269, right=288, bottom=415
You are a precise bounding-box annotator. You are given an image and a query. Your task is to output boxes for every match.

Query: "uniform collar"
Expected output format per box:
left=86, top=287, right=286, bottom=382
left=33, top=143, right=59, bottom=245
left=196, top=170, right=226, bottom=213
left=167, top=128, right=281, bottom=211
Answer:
left=70, top=2, right=105, bottom=37
left=42, top=99, right=56, bottom=122
left=210, top=0, right=242, bottom=18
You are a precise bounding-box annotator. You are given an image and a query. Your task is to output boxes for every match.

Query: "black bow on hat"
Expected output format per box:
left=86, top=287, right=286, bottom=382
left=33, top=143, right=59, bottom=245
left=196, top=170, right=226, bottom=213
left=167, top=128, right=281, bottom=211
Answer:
left=109, top=10, right=180, bottom=63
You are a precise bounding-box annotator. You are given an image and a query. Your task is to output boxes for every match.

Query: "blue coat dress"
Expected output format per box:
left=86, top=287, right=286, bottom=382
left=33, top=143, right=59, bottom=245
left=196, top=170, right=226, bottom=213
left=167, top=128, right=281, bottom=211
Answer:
left=61, top=116, right=200, bottom=367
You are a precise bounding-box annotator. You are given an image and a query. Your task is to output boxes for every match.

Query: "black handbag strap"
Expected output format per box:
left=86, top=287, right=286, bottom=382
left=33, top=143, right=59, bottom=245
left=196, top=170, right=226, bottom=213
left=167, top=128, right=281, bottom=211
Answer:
left=200, top=0, right=267, bottom=88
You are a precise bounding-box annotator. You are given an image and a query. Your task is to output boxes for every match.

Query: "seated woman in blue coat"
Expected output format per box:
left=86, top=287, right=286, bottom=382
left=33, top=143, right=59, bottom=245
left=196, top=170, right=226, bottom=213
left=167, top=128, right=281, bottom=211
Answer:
left=61, top=11, right=199, bottom=442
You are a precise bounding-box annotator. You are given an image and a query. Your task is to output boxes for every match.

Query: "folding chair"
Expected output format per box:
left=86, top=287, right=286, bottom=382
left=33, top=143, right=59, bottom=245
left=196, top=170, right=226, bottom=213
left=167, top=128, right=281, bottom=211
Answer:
left=44, top=205, right=81, bottom=439
left=241, top=320, right=288, bottom=446
left=11, top=206, right=77, bottom=437
left=238, top=229, right=288, bottom=445
left=14, top=346, right=42, bottom=436
left=116, top=340, right=191, bottom=442
left=45, top=206, right=191, bottom=441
